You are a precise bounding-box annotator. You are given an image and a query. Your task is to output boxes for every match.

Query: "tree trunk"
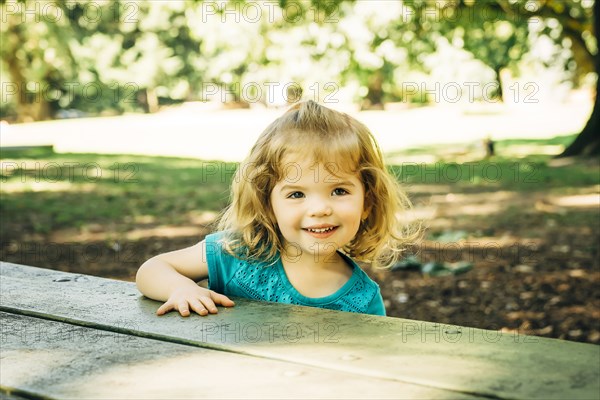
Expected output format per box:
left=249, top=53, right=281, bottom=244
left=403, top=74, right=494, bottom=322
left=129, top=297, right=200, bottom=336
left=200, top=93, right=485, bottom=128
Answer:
left=362, top=70, right=384, bottom=110
left=5, top=12, right=55, bottom=122
left=558, top=0, right=600, bottom=157
left=494, top=66, right=504, bottom=102
left=146, top=87, right=159, bottom=113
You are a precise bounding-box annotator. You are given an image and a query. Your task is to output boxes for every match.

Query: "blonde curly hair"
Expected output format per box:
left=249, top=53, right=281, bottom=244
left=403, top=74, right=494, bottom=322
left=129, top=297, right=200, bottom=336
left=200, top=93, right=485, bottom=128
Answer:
left=217, top=100, right=418, bottom=268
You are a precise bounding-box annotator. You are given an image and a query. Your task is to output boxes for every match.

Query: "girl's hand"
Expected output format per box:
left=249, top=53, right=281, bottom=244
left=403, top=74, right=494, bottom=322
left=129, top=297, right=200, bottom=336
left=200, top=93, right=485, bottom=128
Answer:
left=156, top=285, right=235, bottom=317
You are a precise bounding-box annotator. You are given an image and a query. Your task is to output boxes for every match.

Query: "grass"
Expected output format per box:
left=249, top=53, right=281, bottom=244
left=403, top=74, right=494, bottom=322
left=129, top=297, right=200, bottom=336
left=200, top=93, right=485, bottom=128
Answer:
left=1, top=133, right=597, bottom=236
left=389, top=134, right=597, bottom=191
left=387, top=134, right=579, bottom=156
left=390, top=157, right=597, bottom=191
left=1, top=151, right=235, bottom=235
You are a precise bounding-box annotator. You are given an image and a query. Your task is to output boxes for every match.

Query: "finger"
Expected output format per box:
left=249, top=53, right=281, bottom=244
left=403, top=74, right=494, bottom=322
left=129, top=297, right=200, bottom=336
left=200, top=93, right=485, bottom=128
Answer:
left=189, top=299, right=209, bottom=316
left=210, top=291, right=235, bottom=307
left=156, top=302, right=173, bottom=316
left=178, top=301, right=191, bottom=317
left=198, top=296, right=219, bottom=314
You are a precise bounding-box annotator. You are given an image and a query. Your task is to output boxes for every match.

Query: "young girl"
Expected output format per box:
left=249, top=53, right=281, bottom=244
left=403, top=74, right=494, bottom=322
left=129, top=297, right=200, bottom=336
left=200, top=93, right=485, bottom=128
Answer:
left=136, top=100, right=414, bottom=317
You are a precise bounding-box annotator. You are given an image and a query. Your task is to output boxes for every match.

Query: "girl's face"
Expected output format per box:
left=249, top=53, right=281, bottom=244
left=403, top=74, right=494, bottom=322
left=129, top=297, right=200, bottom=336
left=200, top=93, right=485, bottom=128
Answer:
left=270, top=159, right=368, bottom=262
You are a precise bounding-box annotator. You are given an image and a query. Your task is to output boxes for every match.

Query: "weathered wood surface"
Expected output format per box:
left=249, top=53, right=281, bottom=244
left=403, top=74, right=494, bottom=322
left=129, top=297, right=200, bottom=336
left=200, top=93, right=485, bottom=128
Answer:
left=1, top=262, right=599, bottom=399
left=1, top=312, right=467, bottom=399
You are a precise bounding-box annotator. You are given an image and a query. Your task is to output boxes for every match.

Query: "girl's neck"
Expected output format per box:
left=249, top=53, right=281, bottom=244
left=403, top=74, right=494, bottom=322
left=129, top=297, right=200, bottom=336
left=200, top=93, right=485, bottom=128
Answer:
left=280, top=249, right=354, bottom=298
left=281, top=246, right=346, bottom=271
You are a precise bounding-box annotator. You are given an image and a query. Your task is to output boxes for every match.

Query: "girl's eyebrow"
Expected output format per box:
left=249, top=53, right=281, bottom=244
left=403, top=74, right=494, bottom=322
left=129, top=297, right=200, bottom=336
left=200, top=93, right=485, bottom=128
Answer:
left=333, top=180, right=357, bottom=187
left=279, top=184, right=304, bottom=192
left=279, top=181, right=356, bottom=192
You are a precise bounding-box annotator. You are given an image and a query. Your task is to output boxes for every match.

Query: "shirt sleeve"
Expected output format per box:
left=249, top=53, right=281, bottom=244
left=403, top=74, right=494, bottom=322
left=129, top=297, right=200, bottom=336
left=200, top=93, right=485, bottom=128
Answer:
left=204, top=232, right=240, bottom=293
left=366, top=289, right=387, bottom=316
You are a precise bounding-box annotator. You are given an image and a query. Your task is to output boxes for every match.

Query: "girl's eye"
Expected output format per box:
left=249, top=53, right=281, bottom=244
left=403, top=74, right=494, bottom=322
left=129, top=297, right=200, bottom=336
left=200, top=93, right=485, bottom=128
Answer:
left=332, top=188, right=348, bottom=196
left=287, top=191, right=304, bottom=199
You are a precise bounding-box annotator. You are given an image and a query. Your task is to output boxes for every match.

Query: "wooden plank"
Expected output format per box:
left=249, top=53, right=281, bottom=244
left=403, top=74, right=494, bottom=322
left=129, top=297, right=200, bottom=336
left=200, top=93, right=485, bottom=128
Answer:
left=0, top=312, right=474, bottom=399
left=2, top=262, right=599, bottom=399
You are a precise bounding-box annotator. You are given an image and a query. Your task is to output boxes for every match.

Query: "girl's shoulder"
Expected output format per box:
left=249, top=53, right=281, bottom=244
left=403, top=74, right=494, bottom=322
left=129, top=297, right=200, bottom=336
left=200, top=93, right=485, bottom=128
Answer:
left=205, top=230, right=275, bottom=265
left=205, top=230, right=243, bottom=258
left=337, top=256, right=385, bottom=315
left=340, top=252, right=380, bottom=289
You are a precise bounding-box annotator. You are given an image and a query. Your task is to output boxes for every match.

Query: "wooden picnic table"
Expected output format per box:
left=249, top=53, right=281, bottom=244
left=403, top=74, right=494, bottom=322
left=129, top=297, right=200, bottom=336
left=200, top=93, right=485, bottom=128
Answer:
left=1, top=261, right=599, bottom=399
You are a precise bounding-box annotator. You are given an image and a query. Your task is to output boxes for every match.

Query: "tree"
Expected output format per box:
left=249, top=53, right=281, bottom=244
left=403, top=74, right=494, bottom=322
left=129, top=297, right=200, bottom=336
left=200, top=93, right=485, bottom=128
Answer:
left=4, top=0, right=597, bottom=157
left=1, top=1, right=79, bottom=121
left=336, top=2, right=406, bottom=109
left=423, top=3, right=531, bottom=101
left=300, top=0, right=598, bottom=156
left=502, top=0, right=599, bottom=157
left=474, top=0, right=598, bottom=156
left=558, top=0, right=599, bottom=156
left=0, top=1, right=203, bottom=119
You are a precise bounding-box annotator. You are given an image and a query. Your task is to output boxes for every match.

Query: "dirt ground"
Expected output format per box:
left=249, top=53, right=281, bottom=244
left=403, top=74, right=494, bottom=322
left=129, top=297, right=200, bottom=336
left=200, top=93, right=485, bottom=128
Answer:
left=2, top=183, right=599, bottom=345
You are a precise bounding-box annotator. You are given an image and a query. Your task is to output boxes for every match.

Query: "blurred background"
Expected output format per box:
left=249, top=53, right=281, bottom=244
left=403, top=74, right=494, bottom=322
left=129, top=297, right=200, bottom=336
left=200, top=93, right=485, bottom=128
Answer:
left=1, top=1, right=598, bottom=343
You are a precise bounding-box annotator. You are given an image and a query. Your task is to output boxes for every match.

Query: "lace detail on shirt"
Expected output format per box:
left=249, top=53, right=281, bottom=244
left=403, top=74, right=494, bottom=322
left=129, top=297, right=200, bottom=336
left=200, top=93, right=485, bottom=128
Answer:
left=231, top=261, right=295, bottom=304
left=231, top=260, right=377, bottom=314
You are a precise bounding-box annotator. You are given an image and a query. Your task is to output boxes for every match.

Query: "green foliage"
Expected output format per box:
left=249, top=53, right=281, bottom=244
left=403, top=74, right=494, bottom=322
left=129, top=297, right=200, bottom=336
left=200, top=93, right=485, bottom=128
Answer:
left=0, top=0, right=595, bottom=120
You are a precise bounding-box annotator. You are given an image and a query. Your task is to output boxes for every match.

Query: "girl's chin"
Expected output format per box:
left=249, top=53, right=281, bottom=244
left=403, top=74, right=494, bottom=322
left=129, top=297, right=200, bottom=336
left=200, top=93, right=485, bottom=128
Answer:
left=282, top=242, right=341, bottom=260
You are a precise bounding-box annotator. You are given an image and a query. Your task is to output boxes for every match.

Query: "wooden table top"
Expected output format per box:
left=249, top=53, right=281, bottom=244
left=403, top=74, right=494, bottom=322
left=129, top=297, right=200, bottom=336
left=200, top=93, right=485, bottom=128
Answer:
left=1, top=261, right=598, bottom=399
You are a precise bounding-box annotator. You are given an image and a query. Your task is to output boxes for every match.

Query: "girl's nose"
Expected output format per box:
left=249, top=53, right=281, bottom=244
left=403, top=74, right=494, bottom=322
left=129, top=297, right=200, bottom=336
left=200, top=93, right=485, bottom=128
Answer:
left=308, top=197, right=333, bottom=217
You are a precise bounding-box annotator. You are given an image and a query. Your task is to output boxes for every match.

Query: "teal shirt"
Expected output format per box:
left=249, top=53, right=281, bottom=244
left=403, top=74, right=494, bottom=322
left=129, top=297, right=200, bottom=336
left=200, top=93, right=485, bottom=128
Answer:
left=205, top=232, right=386, bottom=316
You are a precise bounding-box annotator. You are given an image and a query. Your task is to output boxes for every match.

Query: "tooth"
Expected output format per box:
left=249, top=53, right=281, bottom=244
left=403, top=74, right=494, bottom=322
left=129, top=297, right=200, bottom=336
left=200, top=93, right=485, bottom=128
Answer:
left=310, top=227, right=333, bottom=233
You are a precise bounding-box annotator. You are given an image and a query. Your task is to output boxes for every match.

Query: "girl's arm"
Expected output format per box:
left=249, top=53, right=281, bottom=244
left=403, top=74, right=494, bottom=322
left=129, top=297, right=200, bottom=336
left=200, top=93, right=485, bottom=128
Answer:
left=136, top=240, right=235, bottom=317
